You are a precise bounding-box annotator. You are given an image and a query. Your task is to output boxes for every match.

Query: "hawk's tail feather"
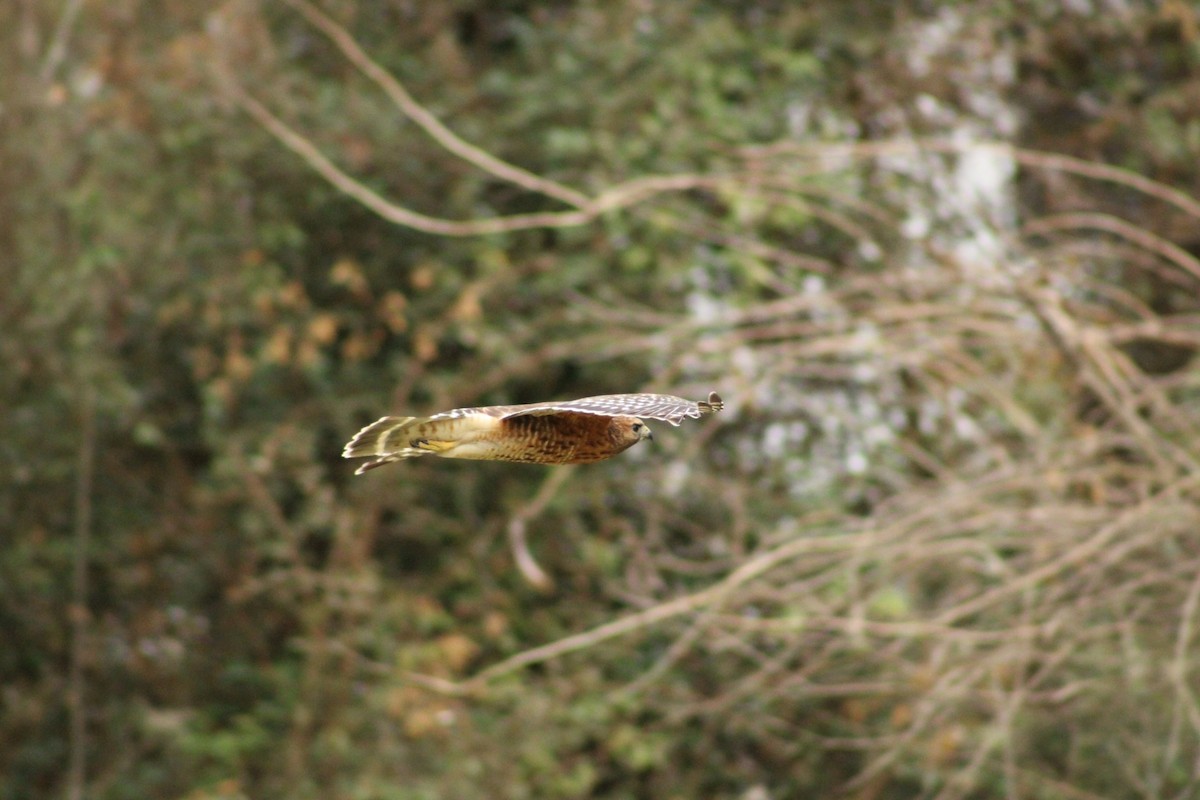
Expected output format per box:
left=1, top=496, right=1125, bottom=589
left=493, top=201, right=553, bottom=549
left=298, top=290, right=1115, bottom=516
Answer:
left=354, top=455, right=403, bottom=475
left=343, top=415, right=432, bottom=465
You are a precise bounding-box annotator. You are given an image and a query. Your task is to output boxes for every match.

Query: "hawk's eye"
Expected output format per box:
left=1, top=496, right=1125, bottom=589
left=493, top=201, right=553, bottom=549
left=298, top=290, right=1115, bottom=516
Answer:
left=632, top=423, right=643, bottom=432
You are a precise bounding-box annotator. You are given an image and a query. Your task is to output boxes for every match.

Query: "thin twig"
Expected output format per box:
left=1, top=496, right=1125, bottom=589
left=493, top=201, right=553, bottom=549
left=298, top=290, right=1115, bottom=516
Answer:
left=507, top=468, right=574, bottom=592
left=39, top=0, right=84, bottom=82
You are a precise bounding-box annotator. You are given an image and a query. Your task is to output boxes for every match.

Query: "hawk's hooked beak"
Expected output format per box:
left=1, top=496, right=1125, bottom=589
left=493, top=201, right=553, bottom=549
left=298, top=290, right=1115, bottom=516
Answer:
left=641, top=425, right=654, bottom=442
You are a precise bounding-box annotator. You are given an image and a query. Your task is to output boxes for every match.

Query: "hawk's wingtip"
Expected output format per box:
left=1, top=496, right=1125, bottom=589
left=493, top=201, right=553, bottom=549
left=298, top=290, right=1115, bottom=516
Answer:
left=699, top=391, right=724, bottom=414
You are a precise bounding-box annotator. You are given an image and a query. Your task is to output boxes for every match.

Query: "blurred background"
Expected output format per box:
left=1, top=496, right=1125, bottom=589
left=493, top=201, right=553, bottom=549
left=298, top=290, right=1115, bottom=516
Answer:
left=5, top=1, right=1200, bottom=798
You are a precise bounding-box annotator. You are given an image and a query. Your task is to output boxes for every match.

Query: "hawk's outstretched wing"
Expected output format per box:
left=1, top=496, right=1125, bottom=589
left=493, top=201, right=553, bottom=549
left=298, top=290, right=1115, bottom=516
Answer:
left=499, top=392, right=724, bottom=427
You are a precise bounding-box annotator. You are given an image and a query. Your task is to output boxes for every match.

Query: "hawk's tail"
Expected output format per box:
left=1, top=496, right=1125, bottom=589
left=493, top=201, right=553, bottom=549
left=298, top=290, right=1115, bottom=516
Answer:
left=343, top=416, right=430, bottom=474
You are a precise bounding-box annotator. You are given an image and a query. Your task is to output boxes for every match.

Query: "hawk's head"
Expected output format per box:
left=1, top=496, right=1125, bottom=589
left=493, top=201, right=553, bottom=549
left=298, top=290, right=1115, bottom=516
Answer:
left=630, top=419, right=653, bottom=442
left=610, top=415, right=653, bottom=451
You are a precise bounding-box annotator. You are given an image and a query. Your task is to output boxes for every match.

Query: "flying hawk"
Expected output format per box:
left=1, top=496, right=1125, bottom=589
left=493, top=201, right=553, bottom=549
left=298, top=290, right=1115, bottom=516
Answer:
left=343, top=392, right=723, bottom=473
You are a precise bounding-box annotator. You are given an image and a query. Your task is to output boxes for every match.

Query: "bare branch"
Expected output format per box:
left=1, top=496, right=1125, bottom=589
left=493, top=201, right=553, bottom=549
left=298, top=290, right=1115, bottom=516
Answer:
left=933, top=473, right=1200, bottom=626
left=507, top=468, right=575, bottom=592
left=416, top=532, right=870, bottom=691
left=1024, top=212, right=1200, bottom=283
left=282, top=0, right=592, bottom=210
left=218, top=77, right=732, bottom=236
left=223, top=80, right=596, bottom=235
left=742, top=138, right=1200, bottom=220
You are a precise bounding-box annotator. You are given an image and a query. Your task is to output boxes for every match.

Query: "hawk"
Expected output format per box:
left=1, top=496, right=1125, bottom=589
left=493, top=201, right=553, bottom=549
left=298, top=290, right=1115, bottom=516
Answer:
left=343, top=391, right=723, bottom=474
